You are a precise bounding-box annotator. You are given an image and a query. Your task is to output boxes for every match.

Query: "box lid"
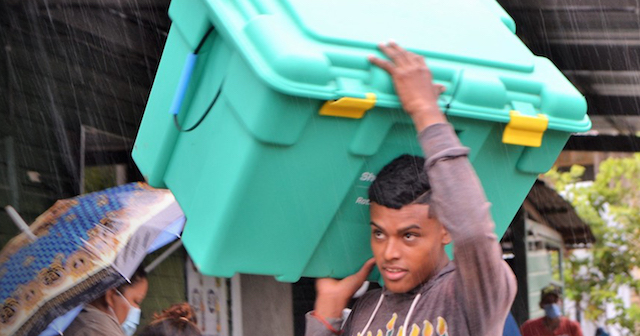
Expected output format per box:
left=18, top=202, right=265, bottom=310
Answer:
left=183, top=0, right=590, bottom=133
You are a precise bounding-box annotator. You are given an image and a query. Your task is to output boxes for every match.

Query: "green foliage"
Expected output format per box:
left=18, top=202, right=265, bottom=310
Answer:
left=84, top=165, right=119, bottom=194
left=544, top=154, right=640, bottom=334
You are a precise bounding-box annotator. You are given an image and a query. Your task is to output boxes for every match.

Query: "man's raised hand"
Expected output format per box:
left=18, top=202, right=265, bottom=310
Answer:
left=369, top=42, right=447, bottom=131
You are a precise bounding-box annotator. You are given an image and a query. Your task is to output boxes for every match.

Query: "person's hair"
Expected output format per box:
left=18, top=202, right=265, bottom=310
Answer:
left=117, top=265, right=148, bottom=292
left=138, top=303, right=202, bottom=336
left=92, top=266, right=148, bottom=311
left=368, top=154, right=431, bottom=209
left=539, top=284, right=561, bottom=303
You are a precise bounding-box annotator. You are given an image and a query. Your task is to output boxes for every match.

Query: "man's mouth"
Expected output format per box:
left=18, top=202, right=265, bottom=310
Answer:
left=382, top=267, right=408, bottom=281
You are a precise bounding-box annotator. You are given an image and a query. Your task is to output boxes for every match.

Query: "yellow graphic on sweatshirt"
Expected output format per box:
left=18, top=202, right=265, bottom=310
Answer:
left=387, top=313, right=398, bottom=331
left=410, top=324, right=420, bottom=336
left=357, top=315, right=448, bottom=336
left=436, top=317, right=448, bottom=336
left=386, top=313, right=398, bottom=336
left=423, top=320, right=434, bottom=336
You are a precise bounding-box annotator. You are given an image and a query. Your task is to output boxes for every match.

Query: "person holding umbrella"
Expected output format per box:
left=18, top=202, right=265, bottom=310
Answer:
left=64, top=267, right=149, bottom=336
left=0, top=183, right=185, bottom=336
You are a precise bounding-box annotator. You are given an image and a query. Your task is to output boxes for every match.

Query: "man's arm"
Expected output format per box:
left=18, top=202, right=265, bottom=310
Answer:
left=422, top=122, right=516, bottom=333
left=371, top=42, right=516, bottom=333
left=305, top=313, right=345, bottom=336
left=305, top=258, right=375, bottom=336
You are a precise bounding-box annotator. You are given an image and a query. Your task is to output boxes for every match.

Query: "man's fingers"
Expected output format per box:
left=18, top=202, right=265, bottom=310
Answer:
left=369, top=55, right=395, bottom=73
left=342, top=258, right=375, bottom=287
left=377, top=43, right=400, bottom=61
left=387, top=41, right=411, bottom=64
left=410, top=53, right=426, bottom=67
left=387, top=41, right=405, bottom=52
left=378, top=43, right=407, bottom=65
left=434, top=84, right=446, bottom=95
left=352, top=258, right=376, bottom=282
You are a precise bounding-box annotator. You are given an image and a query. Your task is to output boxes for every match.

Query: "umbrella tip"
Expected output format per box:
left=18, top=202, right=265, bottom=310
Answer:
left=5, top=205, right=37, bottom=241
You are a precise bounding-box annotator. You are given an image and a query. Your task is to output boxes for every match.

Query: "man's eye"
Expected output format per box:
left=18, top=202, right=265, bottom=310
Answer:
left=372, top=231, right=384, bottom=239
left=404, top=233, right=418, bottom=240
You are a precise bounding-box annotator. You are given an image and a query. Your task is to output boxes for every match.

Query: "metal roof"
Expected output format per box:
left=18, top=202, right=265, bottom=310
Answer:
left=525, top=180, right=595, bottom=246
left=498, top=0, right=640, bottom=151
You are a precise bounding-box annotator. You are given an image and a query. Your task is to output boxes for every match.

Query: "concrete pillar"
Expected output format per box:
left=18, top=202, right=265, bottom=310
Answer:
left=232, top=274, right=294, bottom=336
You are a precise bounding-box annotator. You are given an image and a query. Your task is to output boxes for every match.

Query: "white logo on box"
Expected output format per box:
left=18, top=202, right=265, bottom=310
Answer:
left=359, top=172, right=376, bottom=182
left=355, top=197, right=370, bottom=205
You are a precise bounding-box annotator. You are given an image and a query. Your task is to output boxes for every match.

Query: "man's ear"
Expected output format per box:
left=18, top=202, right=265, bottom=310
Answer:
left=441, top=226, right=451, bottom=245
left=104, top=288, right=117, bottom=308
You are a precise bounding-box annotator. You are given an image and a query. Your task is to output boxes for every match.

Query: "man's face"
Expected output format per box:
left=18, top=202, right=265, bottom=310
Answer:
left=370, top=202, right=451, bottom=293
left=540, top=294, right=560, bottom=307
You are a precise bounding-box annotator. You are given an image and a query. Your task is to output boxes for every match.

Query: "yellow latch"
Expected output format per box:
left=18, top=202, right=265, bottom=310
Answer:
left=319, top=93, right=376, bottom=119
left=502, top=110, right=549, bottom=147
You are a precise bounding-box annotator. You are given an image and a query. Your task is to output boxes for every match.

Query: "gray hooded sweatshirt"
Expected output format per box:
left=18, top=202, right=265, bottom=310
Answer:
left=306, top=123, right=517, bottom=336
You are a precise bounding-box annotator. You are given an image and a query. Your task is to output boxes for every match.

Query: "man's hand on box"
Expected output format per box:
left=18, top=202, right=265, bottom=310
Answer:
left=369, top=42, right=447, bottom=131
left=313, top=258, right=376, bottom=319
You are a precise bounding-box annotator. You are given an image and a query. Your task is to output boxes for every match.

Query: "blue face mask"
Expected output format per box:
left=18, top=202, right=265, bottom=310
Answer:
left=116, top=290, right=141, bottom=336
left=543, top=303, right=562, bottom=319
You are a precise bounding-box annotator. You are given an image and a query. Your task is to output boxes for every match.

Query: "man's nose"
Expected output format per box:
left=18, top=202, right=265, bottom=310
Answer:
left=383, top=238, right=401, bottom=261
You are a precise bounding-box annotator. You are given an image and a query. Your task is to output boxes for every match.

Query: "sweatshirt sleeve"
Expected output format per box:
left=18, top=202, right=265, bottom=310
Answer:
left=418, top=123, right=517, bottom=334
left=304, top=312, right=344, bottom=336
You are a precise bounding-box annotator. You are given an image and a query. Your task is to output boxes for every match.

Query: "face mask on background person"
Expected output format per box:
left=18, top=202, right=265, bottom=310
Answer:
left=543, top=303, right=562, bottom=319
left=116, top=290, right=142, bottom=336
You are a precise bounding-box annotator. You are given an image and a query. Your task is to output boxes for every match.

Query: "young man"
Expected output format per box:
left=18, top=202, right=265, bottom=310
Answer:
left=305, top=42, right=517, bottom=336
left=521, top=285, right=584, bottom=336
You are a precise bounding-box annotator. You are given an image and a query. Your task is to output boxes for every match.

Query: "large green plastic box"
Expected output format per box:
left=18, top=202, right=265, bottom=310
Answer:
left=132, top=0, right=591, bottom=282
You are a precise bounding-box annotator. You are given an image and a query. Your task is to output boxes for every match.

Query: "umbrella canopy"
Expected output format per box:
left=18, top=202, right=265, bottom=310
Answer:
left=0, top=182, right=185, bottom=336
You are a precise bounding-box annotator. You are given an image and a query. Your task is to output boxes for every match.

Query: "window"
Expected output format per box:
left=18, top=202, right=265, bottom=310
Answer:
left=80, top=126, right=134, bottom=194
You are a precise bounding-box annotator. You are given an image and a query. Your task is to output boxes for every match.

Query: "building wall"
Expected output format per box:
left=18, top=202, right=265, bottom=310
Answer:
left=525, top=219, right=565, bottom=319
left=232, top=275, right=294, bottom=336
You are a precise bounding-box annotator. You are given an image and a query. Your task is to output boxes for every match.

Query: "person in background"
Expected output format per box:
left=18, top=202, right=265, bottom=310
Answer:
left=138, top=302, right=202, bottom=336
left=65, top=266, right=149, bottom=336
left=520, top=285, right=584, bottom=336
left=503, top=312, right=522, bottom=336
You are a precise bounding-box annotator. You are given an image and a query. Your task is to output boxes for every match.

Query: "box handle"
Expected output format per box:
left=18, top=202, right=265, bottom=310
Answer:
left=169, top=52, right=199, bottom=117
left=319, top=93, right=377, bottom=119
left=502, top=110, right=549, bottom=147
left=169, top=27, right=224, bottom=132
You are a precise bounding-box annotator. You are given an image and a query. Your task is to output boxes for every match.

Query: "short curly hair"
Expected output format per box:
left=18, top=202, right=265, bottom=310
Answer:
left=139, top=302, right=201, bottom=336
left=368, top=154, right=431, bottom=209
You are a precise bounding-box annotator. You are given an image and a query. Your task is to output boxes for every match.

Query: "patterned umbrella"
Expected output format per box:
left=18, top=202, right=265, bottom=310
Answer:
left=0, top=182, right=185, bottom=336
